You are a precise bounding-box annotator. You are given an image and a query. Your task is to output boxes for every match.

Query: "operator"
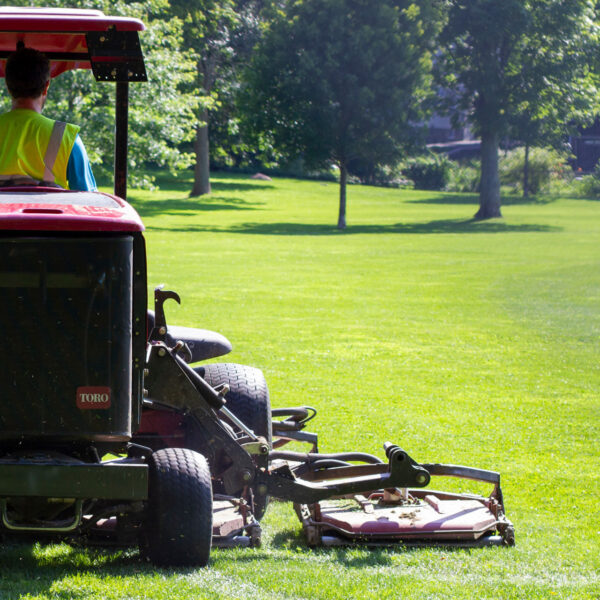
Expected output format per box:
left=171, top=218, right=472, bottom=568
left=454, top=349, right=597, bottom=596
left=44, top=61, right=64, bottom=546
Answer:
left=0, top=44, right=97, bottom=191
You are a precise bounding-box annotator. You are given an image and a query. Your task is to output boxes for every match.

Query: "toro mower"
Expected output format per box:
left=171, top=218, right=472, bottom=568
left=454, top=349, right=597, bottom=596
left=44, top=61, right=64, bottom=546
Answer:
left=0, top=8, right=514, bottom=567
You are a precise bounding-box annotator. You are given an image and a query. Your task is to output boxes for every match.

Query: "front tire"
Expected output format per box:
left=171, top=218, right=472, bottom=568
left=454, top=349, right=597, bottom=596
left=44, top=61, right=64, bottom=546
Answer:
left=142, top=447, right=213, bottom=567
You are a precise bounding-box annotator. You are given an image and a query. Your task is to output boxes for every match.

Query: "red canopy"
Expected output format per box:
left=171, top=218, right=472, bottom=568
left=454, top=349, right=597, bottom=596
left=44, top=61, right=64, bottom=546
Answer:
left=0, top=7, right=145, bottom=78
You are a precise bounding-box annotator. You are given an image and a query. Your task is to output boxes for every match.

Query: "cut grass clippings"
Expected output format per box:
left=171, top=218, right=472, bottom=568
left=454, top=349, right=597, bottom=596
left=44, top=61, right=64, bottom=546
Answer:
left=1, top=173, right=598, bottom=599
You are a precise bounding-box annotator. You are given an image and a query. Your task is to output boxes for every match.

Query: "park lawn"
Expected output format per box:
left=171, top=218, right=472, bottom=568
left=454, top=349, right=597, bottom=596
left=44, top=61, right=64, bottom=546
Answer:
left=1, top=173, right=598, bottom=599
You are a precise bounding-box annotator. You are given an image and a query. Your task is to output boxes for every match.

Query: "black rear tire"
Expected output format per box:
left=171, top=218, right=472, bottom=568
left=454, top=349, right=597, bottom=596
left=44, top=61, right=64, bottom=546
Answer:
left=195, top=363, right=271, bottom=519
left=196, top=363, right=272, bottom=444
left=143, top=447, right=213, bottom=567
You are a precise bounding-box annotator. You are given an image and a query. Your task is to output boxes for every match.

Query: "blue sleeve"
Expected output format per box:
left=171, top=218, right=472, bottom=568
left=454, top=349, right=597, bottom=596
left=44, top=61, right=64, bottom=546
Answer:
left=67, top=135, right=97, bottom=192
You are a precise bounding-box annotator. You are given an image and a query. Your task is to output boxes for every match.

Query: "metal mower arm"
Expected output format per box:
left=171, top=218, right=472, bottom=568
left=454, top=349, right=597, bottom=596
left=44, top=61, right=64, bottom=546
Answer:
left=255, top=445, right=431, bottom=504
left=144, top=341, right=433, bottom=503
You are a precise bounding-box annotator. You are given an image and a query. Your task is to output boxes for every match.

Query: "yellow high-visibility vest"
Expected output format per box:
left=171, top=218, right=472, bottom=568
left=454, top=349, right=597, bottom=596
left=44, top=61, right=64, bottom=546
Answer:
left=0, top=109, right=79, bottom=189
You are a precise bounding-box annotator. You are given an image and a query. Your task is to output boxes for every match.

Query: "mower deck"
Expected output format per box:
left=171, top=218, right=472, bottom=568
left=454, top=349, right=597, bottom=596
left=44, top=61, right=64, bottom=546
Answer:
left=298, top=488, right=514, bottom=547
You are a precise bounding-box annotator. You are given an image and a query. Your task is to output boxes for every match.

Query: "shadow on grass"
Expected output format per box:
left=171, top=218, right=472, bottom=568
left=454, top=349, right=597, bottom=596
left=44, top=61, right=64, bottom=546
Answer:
left=0, top=535, right=476, bottom=597
left=408, top=193, right=557, bottom=206
left=211, top=179, right=275, bottom=193
left=270, top=527, right=313, bottom=551
left=149, top=174, right=274, bottom=195
left=267, top=529, right=473, bottom=567
left=268, top=529, right=396, bottom=566
left=148, top=219, right=561, bottom=235
left=128, top=195, right=265, bottom=218
left=0, top=542, right=147, bottom=599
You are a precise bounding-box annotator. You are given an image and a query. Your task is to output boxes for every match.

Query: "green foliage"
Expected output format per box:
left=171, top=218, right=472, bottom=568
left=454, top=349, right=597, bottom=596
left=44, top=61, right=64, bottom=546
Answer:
left=168, top=0, right=239, bottom=95
left=244, top=0, right=445, bottom=169
left=505, top=4, right=600, bottom=150
left=436, top=0, right=600, bottom=215
left=206, top=2, right=282, bottom=171
left=446, top=159, right=481, bottom=193
left=400, top=153, right=452, bottom=190
left=0, top=0, right=198, bottom=188
left=568, top=164, right=600, bottom=198
left=167, top=0, right=271, bottom=193
left=354, top=163, right=412, bottom=188
left=438, top=0, right=598, bottom=140
left=499, top=147, right=570, bottom=195
left=241, top=0, right=446, bottom=223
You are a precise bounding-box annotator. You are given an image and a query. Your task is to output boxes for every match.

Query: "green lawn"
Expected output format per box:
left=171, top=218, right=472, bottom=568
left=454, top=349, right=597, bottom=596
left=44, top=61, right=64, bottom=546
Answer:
left=2, top=174, right=598, bottom=599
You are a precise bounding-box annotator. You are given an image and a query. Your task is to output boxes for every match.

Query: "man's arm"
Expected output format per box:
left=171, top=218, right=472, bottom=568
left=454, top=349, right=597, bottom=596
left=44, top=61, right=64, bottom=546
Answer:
left=66, top=135, right=97, bottom=191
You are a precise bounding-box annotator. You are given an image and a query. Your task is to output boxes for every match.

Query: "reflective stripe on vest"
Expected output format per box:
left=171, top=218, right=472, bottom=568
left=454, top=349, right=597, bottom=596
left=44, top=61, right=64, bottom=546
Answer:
left=43, top=121, right=67, bottom=182
left=0, top=110, right=79, bottom=189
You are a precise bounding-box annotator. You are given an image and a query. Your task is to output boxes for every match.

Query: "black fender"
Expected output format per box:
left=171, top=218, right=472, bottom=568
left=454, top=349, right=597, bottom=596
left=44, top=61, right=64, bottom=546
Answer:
left=147, top=310, right=232, bottom=363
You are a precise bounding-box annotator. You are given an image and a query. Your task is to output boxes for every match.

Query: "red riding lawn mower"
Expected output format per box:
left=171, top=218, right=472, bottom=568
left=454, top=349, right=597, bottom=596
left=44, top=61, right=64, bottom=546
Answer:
left=0, top=8, right=514, bottom=567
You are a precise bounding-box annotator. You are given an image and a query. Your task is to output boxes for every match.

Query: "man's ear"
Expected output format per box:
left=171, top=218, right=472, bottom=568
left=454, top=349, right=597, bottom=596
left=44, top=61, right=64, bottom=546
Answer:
left=43, top=79, right=50, bottom=95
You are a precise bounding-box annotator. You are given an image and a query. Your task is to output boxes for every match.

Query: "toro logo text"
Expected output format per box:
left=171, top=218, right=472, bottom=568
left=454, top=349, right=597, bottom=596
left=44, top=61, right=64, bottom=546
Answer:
left=77, top=386, right=112, bottom=410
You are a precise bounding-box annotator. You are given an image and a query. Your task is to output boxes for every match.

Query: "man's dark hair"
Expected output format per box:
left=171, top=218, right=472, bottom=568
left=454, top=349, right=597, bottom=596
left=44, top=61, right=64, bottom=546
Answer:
left=5, top=45, right=50, bottom=99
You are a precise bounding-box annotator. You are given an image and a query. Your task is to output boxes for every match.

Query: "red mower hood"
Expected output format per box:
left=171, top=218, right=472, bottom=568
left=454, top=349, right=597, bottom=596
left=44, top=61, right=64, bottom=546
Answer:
left=0, top=188, right=144, bottom=232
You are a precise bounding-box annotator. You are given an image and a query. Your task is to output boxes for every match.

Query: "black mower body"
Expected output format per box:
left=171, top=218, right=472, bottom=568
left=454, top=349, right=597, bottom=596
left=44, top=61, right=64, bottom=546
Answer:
left=0, top=230, right=146, bottom=449
left=0, top=190, right=151, bottom=518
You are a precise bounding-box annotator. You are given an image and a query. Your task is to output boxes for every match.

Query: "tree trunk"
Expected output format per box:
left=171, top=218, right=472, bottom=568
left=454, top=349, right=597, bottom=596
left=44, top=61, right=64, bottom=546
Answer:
left=338, top=163, right=347, bottom=229
left=523, top=143, right=530, bottom=198
left=191, top=108, right=211, bottom=197
left=475, top=131, right=502, bottom=219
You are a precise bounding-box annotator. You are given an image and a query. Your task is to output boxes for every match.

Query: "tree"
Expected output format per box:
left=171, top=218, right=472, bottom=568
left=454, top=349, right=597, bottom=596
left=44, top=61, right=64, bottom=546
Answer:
left=505, top=6, right=599, bottom=197
left=437, top=0, right=599, bottom=216
left=168, top=0, right=240, bottom=196
left=201, top=0, right=275, bottom=172
left=242, top=0, right=445, bottom=229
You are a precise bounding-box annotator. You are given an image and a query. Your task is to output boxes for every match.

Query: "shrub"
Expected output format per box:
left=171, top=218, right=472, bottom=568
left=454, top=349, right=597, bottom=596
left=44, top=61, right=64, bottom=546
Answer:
left=567, top=169, right=600, bottom=199
left=499, top=147, right=568, bottom=195
left=445, top=160, right=480, bottom=193
left=400, top=153, right=451, bottom=190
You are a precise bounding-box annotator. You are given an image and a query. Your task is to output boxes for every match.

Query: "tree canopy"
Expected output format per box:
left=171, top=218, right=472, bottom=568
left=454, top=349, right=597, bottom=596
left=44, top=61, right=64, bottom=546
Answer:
left=168, top=0, right=239, bottom=196
left=437, top=0, right=599, bottom=215
left=241, top=0, right=445, bottom=228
